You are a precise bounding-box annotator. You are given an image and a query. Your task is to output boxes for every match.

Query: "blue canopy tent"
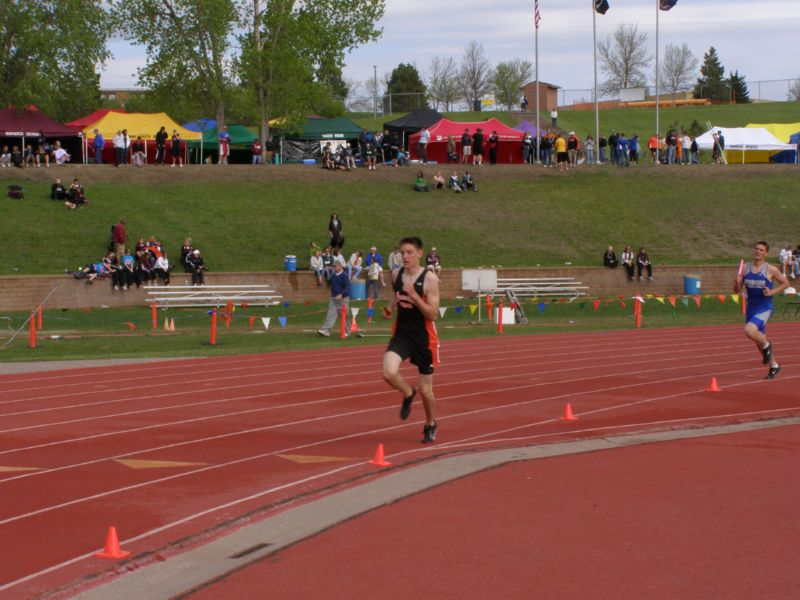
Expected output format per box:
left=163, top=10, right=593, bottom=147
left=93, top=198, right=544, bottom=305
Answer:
left=769, top=131, right=799, bottom=164
left=182, top=118, right=217, bottom=132
left=513, top=120, right=542, bottom=137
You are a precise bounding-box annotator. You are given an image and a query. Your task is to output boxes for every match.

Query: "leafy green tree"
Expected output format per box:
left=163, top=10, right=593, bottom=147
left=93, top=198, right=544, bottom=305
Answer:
left=729, top=70, right=751, bottom=104
left=693, top=47, right=727, bottom=101
left=494, top=59, right=533, bottom=111
left=688, top=119, right=704, bottom=138
left=0, top=1, right=111, bottom=121
left=386, top=63, right=427, bottom=112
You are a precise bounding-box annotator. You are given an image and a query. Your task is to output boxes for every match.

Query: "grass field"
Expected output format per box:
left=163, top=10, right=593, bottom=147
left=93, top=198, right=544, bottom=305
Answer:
left=2, top=161, right=799, bottom=276
left=0, top=292, right=780, bottom=362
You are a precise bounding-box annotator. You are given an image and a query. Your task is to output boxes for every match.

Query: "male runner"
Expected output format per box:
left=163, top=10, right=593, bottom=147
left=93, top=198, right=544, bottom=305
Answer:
left=382, top=237, right=441, bottom=443
left=733, top=241, right=788, bottom=379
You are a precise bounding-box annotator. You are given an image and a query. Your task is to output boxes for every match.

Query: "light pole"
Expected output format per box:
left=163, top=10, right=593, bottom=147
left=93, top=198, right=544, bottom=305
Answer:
left=373, top=65, right=378, bottom=120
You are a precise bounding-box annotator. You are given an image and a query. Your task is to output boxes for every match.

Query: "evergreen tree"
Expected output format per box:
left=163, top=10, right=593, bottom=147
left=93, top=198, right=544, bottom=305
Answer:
left=729, top=70, right=751, bottom=104
left=693, top=47, right=727, bottom=101
left=386, top=63, right=428, bottom=112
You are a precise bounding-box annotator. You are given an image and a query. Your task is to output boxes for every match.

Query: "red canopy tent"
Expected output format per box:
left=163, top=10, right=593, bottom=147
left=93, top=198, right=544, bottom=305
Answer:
left=65, top=108, right=127, bottom=131
left=408, top=118, right=525, bottom=164
left=0, top=107, right=81, bottom=161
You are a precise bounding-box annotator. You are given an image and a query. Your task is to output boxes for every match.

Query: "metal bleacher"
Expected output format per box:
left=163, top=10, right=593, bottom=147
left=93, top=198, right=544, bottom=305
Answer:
left=145, top=284, right=282, bottom=309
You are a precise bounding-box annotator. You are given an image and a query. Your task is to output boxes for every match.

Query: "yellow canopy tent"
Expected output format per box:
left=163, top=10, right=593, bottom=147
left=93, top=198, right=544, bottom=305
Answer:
left=746, top=122, right=800, bottom=143
left=80, top=111, right=202, bottom=141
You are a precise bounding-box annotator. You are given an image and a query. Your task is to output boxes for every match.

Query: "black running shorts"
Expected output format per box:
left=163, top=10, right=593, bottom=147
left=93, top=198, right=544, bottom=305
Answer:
left=387, top=335, right=435, bottom=375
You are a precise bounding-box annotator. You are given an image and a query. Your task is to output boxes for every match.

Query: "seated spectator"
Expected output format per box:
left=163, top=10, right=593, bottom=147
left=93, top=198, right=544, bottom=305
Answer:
left=154, top=253, right=170, bottom=285
left=425, top=247, right=442, bottom=275
left=347, top=250, right=363, bottom=280
left=113, top=249, right=137, bottom=290
left=344, top=143, right=356, bottom=169
left=793, top=245, right=800, bottom=279
left=10, top=146, right=23, bottom=168
left=333, top=147, right=348, bottom=171
left=0, top=146, right=10, bottom=167
left=779, top=244, right=793, bottom=278
left=146, top=235, right=165, bottom=257
left=309, top=241, right=320, bottom=259
left=53, top=141, right=71, bottom=165
left=396, top=147, right=410, bottom=167
left=388, top=246, right=402, bottom=271
left=50, top=178, right=67, bottom=201
left=637, top=246, right=653, bottom=281
left=621, top=245, right=635, bottom=280
left=137, top=250, right=156, bottom=286
left=364, top=142, right=377, bottom=170
left=310, top=250, right=324, bottom=286
left=188, top=249, right=205, bottom=285
left=433, top=171, right=445, bottom=190
left=23, top=144, right=35, bottom=167
left=322, top=143, right=334, bottom=169
left=413, top=171, right=429, bottom=192
left=132, top=136, right=147, bottom=166
left=321, top=246, right=334, bottom=282
left=64, top=178, right=88, bottom=209
left=36, top=143, right=49, bottom=167
left=461, top=171, right=477, bottom=192
left=180, top=238, right=194, bottom=272
left=448, top=171, right=462, bottom=193
left=74, top=252, right=116, bottom=283
left=604, top=245, right=618, bottom=268
left=332, top=248, right=346, bottom=270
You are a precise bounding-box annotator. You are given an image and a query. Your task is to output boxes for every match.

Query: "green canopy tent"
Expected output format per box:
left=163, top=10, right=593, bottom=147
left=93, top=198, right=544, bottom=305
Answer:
left=283, top=117, right=364, bottom=163
left=187, top=124, right=258, bottom=164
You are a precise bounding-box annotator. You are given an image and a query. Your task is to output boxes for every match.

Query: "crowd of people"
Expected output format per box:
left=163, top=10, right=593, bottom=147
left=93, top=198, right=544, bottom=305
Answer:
left=50, top=177, right=88, bottom=209
left=1, top=137, right=70, bottom=168
left=413, top=170, right=477, bottom=192
left=604, top=245, right=654, bottom=281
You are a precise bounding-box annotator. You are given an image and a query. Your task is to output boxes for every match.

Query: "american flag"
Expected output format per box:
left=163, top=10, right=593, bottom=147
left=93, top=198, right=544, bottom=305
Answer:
left=534, top=0, right=541, bottom=29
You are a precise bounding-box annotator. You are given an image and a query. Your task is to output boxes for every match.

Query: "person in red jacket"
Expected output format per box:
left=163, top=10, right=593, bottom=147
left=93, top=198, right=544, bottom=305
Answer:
left=112, top=218, right=127, bottom=262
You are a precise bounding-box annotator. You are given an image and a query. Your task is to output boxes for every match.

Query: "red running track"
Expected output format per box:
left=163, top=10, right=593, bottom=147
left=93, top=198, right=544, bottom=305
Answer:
left=0, top=323, right=798, bottom=597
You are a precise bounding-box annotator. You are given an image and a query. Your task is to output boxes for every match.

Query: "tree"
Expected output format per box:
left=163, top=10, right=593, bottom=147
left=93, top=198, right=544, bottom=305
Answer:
left=659, top=43, right=698, bottom=98
left=693, top=47, right=727, bottom=101
left=597, top=24, right=652, bottom=97
left=426, top=56, right=461, bottom=111
left=459, top=41, right=494, bottom=110
left=494, top=59, right=533, bottom=111
left=789, top=78, right=800, bottom=102
left=386, top=63, right=427, bottom=112
left=729, top=70, right=750, bottom=104
left=0, top=1, right=112, bottom=122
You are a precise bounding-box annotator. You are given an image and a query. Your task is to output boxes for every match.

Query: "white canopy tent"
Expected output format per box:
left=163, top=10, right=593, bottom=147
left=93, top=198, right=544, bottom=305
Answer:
left=697, top=126, right=796, bottom=164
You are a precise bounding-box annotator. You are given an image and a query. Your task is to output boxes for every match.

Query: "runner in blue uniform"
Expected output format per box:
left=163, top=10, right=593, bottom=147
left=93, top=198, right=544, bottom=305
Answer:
left=733, top=241, right=788, bottom=379
left=381, top=237, right=441, bottom=443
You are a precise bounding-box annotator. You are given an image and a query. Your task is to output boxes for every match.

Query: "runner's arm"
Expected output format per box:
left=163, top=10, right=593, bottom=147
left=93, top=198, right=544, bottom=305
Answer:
left=404, top=273, right=440, bottom=321
left=765, top=265, right=790, bottom=296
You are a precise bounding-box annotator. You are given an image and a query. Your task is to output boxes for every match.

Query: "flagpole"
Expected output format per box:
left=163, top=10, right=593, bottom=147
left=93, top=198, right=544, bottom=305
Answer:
left=655, top=0, right=660, bottom=164
left=535, top=2, right=540, bottom=164
left=592, top=0, right=599, bottom=163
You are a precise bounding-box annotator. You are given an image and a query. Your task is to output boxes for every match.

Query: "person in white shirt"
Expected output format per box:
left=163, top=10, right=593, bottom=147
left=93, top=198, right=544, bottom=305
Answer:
left=366, top=259, right=384, bottom=300
left=113, top=130, right=127, bottom=166
left=778, top=245, right=794, bottom=278
left=417, top=127, right=430, bottom=163
left=550, top=109, right=558, bottom=128
left=388, top=246, right=403, bottom=271
left=332, top=249, right=346, bottom=270
left=310, top=250, right=324, bottom=286
left=154, top=255, right=170, bottom=285
left=620, top=245, right=634, bottom=280
left=347, top=250, right=363, bottom=280
left=52, top=141, right=71, bottom=165
left=681, top=133, right=691, bottom=164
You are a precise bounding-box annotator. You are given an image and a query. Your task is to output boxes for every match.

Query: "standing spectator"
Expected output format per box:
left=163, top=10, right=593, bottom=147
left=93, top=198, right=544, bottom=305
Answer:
left=171, top=130, right=183, bottom=167
left=550, top=108, right=558, bottom=128
left=793, top=245, right=800, bottom=280
left=425, top=247, right=442, bottom=275
left=598, top=133, right=607, bottom=163
left=387, top=130, right=400, bottom=166
left=617, top=133, right=629, bottom=167
left=666, top=130, right=677, bottom=165
left=446, top=135, right=458, bottom=163
left=317, top=261, right=351, bottom=337
left=675, top=134, right=683, bottom=165
left=690, top=136, right=699, bottom=164
left=779, top=244, right=794, bottom=278
left=460, top=128, right=472, bottom=163
left=132, top=136, right=146, bottom=166
left=555, top=133, right=568, bottom=173
left=310, top=250, right=324, bottom=286
left=584, top=135, right=594, bottom=165
left=189, top=249, right=205, bottom=285
left=472, top=128, right=484, bottom=166
left=566, top=132, right=580, bottom=166
left=714, top=130, right=725, bottom=164
left=92, top=129, right=105, bottom=164
left=113, top=130, right=126, bottom=166
left=218, top=126, right=230, bottom=164
left=521, top=132, right=533, bottom=164
left=648, top=133, right=658, bottom=163
left=541, top=133, right=553, bottom=167
left=603, top=245, right=617, bottom=268
left=251, top=138, right=263, bottom=164
left=621, top=245, right=634, bottom=280
left=328, top=212, right=344, bottom=251
left=681, top=132, right=691, bottom=164
left=487, top=130, right=499, bottom=165
left=155, top=126, right=168, bottom=165
left=112, top=218, right=127, bottom=262
left=417, top=126, right=430, bottom=163
left=380, top=129, right=391, bottom=164
left=637, top=247, right=653, bottom=281
left=264, top=135, right=274, bottom=164
left=629, top=134, right=639, bottom=165
left=388, top=246, right=403, bottom=272
left=608, top=131, right=619, bottom=164
left=347, top=250, right=363, bottom=280
left=366, top=254, right=384, bottom=300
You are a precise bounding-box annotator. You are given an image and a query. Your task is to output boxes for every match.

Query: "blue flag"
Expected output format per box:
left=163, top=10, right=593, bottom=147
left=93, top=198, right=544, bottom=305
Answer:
left=659, top=0, right=678, bottom=9
left=278, top=316, right=287, bottom=328
left=595, top=0, right=609, bottom=14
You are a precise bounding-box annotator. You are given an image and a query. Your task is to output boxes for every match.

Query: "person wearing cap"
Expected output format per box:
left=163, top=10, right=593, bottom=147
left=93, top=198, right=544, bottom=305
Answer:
left=189, top=249, right=205, bottom=286
left=365, top=246, right=384, bottom=300
left=567, top=132, right=580, bottom=167
left=92, top=129, right=105, bottom=164
left=318, top=261, right=350, bottom=337
left=425, top=247, right=442, bottom=275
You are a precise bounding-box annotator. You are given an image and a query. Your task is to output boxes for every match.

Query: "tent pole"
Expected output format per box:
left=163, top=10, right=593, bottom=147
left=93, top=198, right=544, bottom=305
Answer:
left=655, top=0, right=660, bottom=164
left=592, top=0, right=599, bottom=164
left=534, top=5, right=540, bottom=164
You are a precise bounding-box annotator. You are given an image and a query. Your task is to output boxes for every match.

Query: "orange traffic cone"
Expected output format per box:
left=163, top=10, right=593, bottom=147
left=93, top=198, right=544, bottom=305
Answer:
left=169, top=318, right=176, bottom=331
left=706, top=377, right=722, bottom=392
left=95, top=526, right=131, bottom=559
left=163, top=317, right=169, bottom=330
left=367, top=443, right=391, bottom=467
left=560, top=403, right=578, bottom=421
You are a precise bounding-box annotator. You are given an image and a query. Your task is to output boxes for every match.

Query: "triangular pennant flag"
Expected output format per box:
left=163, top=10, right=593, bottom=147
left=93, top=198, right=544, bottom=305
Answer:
left=668, top=296, right=677, bottom=307
left=366, top=307, right=374, bottom=317
left=693, top=295, right=701, bottom=308
left=634, top=295, right=645, bottom=303
left=557, top=297, right=568, bottom=304
left=126, top=322, right=136, bottom=331
left=645, top=294, right=653, bottom=299
left=619, top=300, right=626, bottom=309
left=438, top=307, right=447, bottom=317
left=716, top=294, right=726, bottom=304
left=261, top=317, right=271, bottom=330
left=351, top=307, right=360, bottom=318
left=538, top=302, right=545, bottom=314
left=469, top=305, right=477, bottom=315
left=681, top=296, right=689, bottom=307
left=655, top=297, right=665, bottom=304
left=283, top=301, right=290, bottom=308
left=731, top=294, right=740, bottom=305
left=592, top=300, right=601, bottom=311
left=455, top=306, right=463, bottom=314
left=241, top=303, right=248, bottom=308
left=278, top=316, right=287, bottom=328
left=248, top=316, right=256, bottom=329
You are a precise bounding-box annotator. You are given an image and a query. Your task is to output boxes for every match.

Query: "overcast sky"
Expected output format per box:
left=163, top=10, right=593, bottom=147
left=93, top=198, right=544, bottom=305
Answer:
left=102, top=0, right=800, bottom=102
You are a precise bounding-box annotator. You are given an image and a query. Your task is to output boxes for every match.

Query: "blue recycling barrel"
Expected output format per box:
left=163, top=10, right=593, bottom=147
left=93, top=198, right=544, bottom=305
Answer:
left=683, top=275, right=701, bottom=295
left=284, top=255, right=297, bottom=272
left=350, top=280, right=366, bottom=300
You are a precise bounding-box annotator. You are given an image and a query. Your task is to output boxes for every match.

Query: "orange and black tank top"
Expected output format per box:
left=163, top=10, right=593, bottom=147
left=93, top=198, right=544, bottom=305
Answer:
left=393, top=268, right=439, bottom=347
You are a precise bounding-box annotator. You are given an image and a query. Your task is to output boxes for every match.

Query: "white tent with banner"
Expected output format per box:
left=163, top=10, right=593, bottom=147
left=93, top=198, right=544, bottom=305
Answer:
left=697, top=126, right=796, bottom=164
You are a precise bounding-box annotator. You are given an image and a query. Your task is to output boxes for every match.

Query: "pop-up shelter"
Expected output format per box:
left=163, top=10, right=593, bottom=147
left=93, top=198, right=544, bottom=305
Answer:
left=79, top=112, right=201, bottom=164
left=513, top=120, right=543, bottom=137
left=408, top=118, right=525, bottom=163
left=697, top=126, right=795, bottom=164
left=186, top=124, right=258, bottom=163
left=746, top=122, right=800, bottom=143
left=0, top=107, right=81, bottom=160
left=66, top=108, right=127, bottom=131
left=182, top=118, right=216, bottom=132
left=383, top=109, right=444, bottom=147
left=283, top=117, right=363, bottom=163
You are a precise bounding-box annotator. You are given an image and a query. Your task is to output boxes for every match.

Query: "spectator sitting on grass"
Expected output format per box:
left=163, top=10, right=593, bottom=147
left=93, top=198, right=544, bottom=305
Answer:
left=10, top=146, right=23, bottom=168
left=413, top=171, right=429, bottom=192
left=433, top=171, right=445, bottom=190
left=64, top=178, right=88, bottom=209
left=448, top=171, right=461, bottom=193
left=310, top=250, right=324, bottom=286
left=50, top=178, right=67, bottom=200
left=461, top=171, right=477, bottom=192
left=397, top=147, right=410, bottom=167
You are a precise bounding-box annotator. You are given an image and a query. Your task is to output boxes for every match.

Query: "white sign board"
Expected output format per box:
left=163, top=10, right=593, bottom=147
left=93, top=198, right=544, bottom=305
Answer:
left=462, top=269, right=497, bottom=292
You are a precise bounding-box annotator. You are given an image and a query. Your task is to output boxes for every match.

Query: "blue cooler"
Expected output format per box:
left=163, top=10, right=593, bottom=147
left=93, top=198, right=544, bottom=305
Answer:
left=285, top=255, right=297, bottom=272
left=350, top=280, right=366, bottom=300
left=683, top=275, right=701, bottom=295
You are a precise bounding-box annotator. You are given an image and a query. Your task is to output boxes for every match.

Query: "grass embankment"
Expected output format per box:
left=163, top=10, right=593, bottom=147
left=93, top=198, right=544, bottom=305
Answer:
left=0, top=292, right=777, bottom=362
left=2, top=164, right=800, bottom=276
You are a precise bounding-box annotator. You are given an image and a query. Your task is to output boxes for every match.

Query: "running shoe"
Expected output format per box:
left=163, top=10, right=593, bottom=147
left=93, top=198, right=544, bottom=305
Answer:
left=766, top=365, right=781, bottom=379
left=317, top=329, right=330, bottom=337
left=421, top=421, right=438, bottom=443
left=400, top=388, right=416, bottom=420
left=761, top=343, right=772, bottom=365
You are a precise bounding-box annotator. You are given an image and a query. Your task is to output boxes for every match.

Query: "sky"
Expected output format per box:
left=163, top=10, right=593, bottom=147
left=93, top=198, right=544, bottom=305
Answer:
left=101, top=0, right=800, bottom=103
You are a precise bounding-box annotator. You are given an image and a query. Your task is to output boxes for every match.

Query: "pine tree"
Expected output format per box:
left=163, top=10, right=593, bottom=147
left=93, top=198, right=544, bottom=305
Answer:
left=693, top=47, right=727, bottom=101
left=386, top=64, right=428, bottom=112
left=729, top=70, right=751, bottom=104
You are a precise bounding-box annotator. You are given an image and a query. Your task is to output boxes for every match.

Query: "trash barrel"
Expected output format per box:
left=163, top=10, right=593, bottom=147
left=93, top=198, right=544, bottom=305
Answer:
left=350, top=280, right=366, bottom=300
left=683, top=275, right=701, bottom=295
left=284, top=255, right=297, bottom=272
